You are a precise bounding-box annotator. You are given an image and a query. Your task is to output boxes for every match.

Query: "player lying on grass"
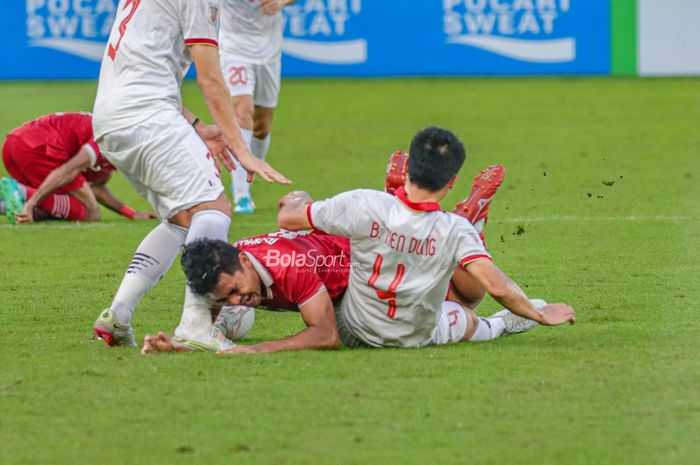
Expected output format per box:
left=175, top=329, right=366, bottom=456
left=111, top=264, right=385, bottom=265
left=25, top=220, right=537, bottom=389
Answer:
left=0, top=112, right=155, bottom=224
left=141, top=230, right=350, bottom=353
left=277, top=126, right=576, bottom=349
left=142, top=138, right=569, bottom=353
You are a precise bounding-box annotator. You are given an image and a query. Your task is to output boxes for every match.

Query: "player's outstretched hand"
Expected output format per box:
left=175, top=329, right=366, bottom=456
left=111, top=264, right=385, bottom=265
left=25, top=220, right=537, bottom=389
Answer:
left=132, top=211, right=157, bottom=220
left=237, top=154, right=292, bottom=185
left=278, top=190, right=313, bottom=210
left=195, top=123, right=235, bottom=172
left=540, top=304, right=576, bottom=326
left=218, top=345, right=257, bottom=355
left=15, top=202, right=35, bottom=224
left=141, top=332, right=175, bottom=355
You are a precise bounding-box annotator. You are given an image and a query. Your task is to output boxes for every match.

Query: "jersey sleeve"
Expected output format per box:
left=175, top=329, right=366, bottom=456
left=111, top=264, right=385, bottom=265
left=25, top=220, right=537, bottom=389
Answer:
left=308, top=190, right=366, bottom=238
left=81, top=140, right=104, bottom=169
left=181, top=0, right=220, bottom=47
left=455, top=221, right=492, bottom=267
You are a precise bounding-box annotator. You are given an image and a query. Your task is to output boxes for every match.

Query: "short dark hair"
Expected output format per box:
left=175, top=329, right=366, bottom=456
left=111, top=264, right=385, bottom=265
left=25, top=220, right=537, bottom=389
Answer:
left=181, top=239, right=243, bottom=296
left=407, top=127, right=466, bottom=192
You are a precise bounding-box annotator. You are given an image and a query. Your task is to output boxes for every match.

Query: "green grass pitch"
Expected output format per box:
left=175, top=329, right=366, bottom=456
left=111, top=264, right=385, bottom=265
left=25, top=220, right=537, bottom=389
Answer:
left=0, top=77, right=698, bottom=465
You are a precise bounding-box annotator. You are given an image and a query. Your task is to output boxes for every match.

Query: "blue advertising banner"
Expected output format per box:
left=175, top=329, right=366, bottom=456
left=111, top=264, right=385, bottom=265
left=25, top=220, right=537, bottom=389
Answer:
left=0, top=0, right=610, bottom=80
left=281, top=0, right=611, bottom=76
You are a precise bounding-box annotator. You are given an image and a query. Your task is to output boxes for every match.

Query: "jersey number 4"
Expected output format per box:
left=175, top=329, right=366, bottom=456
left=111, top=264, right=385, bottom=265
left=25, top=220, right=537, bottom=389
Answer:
left=108, top=0, right=142, bottom=61
left=368, top=255, right=406, bottom=319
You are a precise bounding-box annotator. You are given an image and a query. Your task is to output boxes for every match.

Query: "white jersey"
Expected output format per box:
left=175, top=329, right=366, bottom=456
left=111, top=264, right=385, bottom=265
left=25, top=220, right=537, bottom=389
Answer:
left=93, top=0, right=221, bottom=139
left=309, top=188, right=491, bottom=348
left=219, top=0, right=283, bottom=64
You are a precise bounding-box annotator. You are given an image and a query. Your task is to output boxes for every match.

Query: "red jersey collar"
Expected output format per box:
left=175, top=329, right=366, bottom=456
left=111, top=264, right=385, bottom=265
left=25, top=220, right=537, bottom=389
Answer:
left=395, top=187, right=441, bottom=212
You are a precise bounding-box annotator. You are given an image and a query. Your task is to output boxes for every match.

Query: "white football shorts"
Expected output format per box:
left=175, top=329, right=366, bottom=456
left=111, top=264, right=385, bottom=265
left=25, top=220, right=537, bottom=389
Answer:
left=334, top=300, right=469, bottom=348
left=429, top=300, right=469, bottom=346
left=97, top=108, right=224, bottom=220
left=221, top=56, right=281, bottom=108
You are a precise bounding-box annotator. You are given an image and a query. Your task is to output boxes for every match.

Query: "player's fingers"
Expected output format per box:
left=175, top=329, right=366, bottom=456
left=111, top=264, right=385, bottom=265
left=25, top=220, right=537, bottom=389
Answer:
left=264, top=168, right=292, bottom=185
left=216, top=150, right=235, bottom=172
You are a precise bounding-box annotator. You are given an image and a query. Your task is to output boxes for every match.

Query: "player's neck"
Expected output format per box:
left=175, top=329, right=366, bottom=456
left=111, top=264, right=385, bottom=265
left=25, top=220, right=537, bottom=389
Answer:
left=404, top=181, right=449, bottom=204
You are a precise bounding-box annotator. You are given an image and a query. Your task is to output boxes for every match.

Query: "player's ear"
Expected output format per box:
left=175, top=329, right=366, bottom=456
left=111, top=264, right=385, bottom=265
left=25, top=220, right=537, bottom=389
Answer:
left=238, top=253, right=251, bottom=269
left=446, top=176, right=458, bottom=189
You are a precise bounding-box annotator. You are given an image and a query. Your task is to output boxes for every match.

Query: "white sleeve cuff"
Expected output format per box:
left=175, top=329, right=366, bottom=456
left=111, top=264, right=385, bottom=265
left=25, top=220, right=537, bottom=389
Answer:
left=82, top=143, right=98, bottom=168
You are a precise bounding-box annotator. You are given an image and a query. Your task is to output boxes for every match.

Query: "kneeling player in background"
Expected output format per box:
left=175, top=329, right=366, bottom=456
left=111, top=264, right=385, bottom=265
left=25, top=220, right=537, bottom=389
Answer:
left=1, top=112, right=155, bottom=224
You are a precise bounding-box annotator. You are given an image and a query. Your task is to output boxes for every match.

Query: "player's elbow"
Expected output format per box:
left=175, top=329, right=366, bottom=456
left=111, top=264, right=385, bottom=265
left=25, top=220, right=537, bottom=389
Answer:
left=316, top=325, right=340, bottom=350
left=86, top=211, right=101, bottom=222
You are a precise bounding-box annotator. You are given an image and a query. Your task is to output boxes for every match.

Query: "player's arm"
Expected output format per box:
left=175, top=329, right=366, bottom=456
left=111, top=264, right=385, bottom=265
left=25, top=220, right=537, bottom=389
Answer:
left=464, top=259, right=576, bottom=326
left=188, top=44, right=290, bottom=185
left=277, top=190, right=314, bottom=231
left=16, top=146, right=95, bottom=223
left=90, top=177, right=156, bottom=220
left=220, top=291, right=340, bottom=354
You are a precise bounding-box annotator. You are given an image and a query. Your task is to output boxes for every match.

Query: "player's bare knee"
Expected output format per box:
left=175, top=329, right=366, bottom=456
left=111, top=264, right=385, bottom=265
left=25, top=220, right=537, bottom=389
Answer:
left=233, top=99, right=255, bottom=129
left=252, top=120, right=271, bottom=139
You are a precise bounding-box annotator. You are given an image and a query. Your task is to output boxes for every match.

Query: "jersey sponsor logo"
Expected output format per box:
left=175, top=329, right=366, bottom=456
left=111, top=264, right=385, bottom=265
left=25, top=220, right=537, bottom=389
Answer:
left=26, top=0, right=118, bottom=62
left=443, top=0, right=576, bottom=63
left=282, top=0, right=366, bottom=65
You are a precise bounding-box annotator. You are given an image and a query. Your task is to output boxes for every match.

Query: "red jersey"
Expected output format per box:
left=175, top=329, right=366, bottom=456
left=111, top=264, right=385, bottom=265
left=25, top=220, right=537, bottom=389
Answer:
left=234, top=230, right=351, bottom=311
left=2, top=112, right=115, bottom=192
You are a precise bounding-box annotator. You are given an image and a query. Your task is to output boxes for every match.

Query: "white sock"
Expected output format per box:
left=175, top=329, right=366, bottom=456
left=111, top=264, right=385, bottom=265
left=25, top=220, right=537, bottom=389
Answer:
left=231, top=128, right=253, bottom=201
left=174, top=209, right=232, bottom=343
left=250, top=133, right=271, bottom=161
left=468, top=316, right=507, bottom=341
left=110, top=222, right=188, bottom=325
left=185, top=209, right=231, bottom=243
left=469, top=299, right=547, bottom=341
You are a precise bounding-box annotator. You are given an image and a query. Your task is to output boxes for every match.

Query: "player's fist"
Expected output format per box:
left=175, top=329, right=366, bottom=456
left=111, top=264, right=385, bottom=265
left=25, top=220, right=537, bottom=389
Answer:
left=141, top=332, right=175, bottom=354
left=540, top=304, right=576, bottom=326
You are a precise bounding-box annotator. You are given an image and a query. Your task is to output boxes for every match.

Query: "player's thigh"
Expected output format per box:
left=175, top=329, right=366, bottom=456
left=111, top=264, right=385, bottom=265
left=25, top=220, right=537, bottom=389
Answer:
left=429, top=301, right=471, bottom=345
left=98, top=110, right=224, bottom=220
left=232, top=95, right=255, bottom=129
left=448, top=265, right=486, bottom=310
left=252, top=60, right=280, bottom=110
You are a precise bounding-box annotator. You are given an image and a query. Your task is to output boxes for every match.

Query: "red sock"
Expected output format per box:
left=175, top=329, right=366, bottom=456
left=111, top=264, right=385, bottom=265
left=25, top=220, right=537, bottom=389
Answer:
left=24, top=186, right=87, bottom=221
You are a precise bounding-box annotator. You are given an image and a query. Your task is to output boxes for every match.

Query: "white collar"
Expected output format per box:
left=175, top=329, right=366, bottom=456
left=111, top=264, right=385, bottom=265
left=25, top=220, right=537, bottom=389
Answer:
left=243, top=252, right=274, bottom=298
